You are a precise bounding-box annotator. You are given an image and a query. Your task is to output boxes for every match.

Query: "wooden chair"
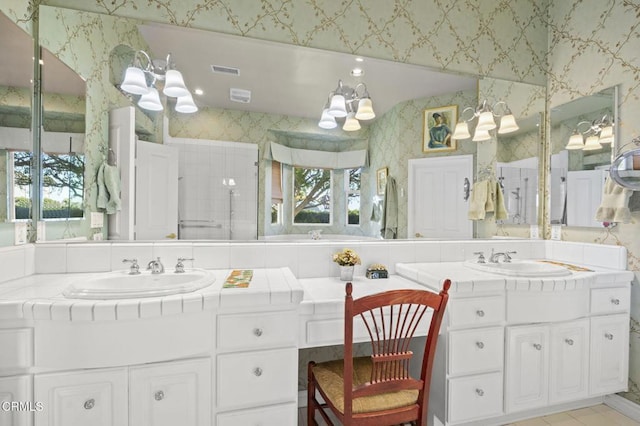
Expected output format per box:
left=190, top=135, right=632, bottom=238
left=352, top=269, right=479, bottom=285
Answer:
left=307, top=279, right=451, bottom=426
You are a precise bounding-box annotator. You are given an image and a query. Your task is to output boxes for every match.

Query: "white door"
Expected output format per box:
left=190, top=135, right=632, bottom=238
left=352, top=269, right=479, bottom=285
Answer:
left=549, top=319, right=589, bottom=403
left=408, top=155, right=472, bottom=238
left=590, top=314, right=629, bottom=395
left=135, top=141, right=179, bottom=240
left=129, top=358, right=211, bottom=426
left=566, top=169, right=607, bottom=227
left=107, top=106, right=136, bottom=240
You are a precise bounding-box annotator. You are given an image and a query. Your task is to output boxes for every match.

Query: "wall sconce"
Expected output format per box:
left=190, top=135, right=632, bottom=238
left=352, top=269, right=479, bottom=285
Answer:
left=452, top=100, right=519, bottom=141
left=318, top=80, right=375, bottom=131
left=120, top=50, right=198, bottom=113
left=565, top=115, right=614, bottom=151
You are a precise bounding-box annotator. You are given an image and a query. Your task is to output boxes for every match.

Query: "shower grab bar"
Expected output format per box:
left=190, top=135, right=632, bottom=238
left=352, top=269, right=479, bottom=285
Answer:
left=179, top=224, right=223, bottom=229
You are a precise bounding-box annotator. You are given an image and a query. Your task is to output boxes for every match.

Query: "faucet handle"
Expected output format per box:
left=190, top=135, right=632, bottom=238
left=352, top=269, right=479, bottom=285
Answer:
left=175, top=257, right=195, bottom=273
left=504, top=251, right=517, bottom=262
left=473, top=251, right=486, bottom=263
left=122, top=258, right=140, bottom=275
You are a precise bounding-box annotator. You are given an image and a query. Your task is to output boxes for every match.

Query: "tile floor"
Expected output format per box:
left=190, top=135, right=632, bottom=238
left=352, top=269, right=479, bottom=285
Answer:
left=299, top=403, right=640, bottom=425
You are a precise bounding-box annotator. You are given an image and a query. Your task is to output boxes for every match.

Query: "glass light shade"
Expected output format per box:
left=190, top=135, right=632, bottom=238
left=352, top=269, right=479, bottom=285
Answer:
left=452, top=122, right=471, bottom=140
left=138, top=87, right=163, bottom=111
left=476, top=111, right=497, bottom=131
left=354, top=98, right=375, bottom=120
left=565, top=133, right=584, bottom=150
left=342, top=112, right=361, bottom=131
left=472, top=128, right=491, bottom=142
left=599, top=125, right=614, bottom=144
left=328, top=94, right=348, bottom=117
left=175, top=94, right=198, bottom=113
left=498, top=114, right=519, bottom=134
left=120, top=67, right=149, bottom=95
left=583, top=135, right=602, bottom=151
left=318, top=108, right=338, bottom=129
left=163, top=69, right=190, bottom=97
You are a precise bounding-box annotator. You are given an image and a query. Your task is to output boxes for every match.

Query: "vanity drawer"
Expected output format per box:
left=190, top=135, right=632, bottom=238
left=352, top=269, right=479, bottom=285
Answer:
left=448, top=372, right=503, bottom=424
left=216, top=348, right=297, bottom=410
left=448, top=327, right=504, bottom=376
left=217, top=402, right=297, bottom=426
left=448, top=296, right=505, bottom=328
left=0, top=328, right=33, bottom=373
left=217, top=311, right=297, bottom=352
left=591, top=287, right=630, bottom=314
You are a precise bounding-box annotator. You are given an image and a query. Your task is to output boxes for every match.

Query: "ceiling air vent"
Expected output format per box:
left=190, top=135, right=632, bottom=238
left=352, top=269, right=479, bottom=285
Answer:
left=211, top=64, right=240, bottom=76
left=230, top=88, right=251, bottom=104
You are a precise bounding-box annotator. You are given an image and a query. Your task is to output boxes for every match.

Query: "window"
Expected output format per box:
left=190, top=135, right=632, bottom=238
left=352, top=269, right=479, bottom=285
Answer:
left=271, top=160, right=283, bottom=225
left=346, top=168, right=361, bottom=225
left=293, top=167, right=331, bottom=224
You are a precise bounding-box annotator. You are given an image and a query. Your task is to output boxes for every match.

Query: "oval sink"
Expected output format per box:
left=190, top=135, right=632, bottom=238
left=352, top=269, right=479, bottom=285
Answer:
left=63, top=269, right=216, bottom=300
left=463, top=260, right=572, bottom=278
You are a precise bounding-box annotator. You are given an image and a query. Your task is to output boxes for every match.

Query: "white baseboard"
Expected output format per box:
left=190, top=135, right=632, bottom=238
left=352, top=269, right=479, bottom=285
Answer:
left=605, top=394, right=640, bottom=421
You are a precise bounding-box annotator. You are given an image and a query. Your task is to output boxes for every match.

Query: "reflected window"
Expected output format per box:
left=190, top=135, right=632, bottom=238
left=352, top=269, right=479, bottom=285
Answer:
left=271, top=160, right=283, bottom=225
left=346, top=168, right=361, bottom=225
left=293, top=167, right=331, bottom=225
left=10, top=151, right=31, bottom=220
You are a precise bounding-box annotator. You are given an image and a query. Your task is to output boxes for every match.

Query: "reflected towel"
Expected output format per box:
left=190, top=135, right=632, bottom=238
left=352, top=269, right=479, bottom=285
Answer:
left=595, top=178, right=632, bottom=224
left=495, top=182, right=508, bottom=220
left=468, top=180, right=489, bottom=220
left=96, top=161, right=122, bottom=214
left=96, top=163, right=108, bottom=211
left=380, top=176, right=398, bottom=239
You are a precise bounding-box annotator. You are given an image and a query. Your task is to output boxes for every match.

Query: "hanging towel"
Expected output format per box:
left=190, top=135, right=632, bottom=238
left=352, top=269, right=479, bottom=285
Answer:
left=468, top=180, right=489, bottom=220
left=96, top=162, right=108, bottom=211
left=494, top=182, right=508, bottom=220
left=380, top=176, right=398, bottom=239
left=96, top=161, right=122, bottom=214
left=595, top=178, right=632, bottom=224
left=370, top=199, right=382, bottom=222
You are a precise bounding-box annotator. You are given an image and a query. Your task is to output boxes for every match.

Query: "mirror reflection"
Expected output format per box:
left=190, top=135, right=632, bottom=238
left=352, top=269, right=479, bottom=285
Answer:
left=550, top=87, right=616, bottom=227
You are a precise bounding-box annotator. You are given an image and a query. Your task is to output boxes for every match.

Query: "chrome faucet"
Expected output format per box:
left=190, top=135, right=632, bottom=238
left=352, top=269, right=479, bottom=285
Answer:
left=122, top=258, right=140, bottom=275
left=147, top=257, right=165, bottom=274
left=175, top=257, right=195, bottom=273
left=489, top=249, right=517, bottom=263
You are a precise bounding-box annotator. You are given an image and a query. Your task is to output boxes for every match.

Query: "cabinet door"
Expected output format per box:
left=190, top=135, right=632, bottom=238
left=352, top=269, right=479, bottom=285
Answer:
left=34, top=368, right=127, bottom=426
left=0, top=375, right=32, bottom=426
left=549, top=319, right=589, bottom=403
left=505, top=325, right=549, bottom=413
left=129, top=358, right=211, bottom=426
left=590, top=314, right=629, bottom=395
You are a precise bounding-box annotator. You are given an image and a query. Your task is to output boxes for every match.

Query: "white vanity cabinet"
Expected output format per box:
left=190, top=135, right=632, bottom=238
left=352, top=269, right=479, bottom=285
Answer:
left=590, top=314, right=629, bottom=395
left=0, top=375, right=32, bottom=426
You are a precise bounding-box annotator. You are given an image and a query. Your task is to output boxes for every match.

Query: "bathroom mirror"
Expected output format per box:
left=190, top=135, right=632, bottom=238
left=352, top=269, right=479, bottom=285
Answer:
left=549, top=87, right=617, bottom=227
left=36, top=5, right=547, bottom=242
left=0, top=11, right=34, bottom=247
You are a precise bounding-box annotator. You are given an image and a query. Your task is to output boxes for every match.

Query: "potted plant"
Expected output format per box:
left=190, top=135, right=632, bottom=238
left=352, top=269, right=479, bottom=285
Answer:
left=332, top=248, right=361, bottom=281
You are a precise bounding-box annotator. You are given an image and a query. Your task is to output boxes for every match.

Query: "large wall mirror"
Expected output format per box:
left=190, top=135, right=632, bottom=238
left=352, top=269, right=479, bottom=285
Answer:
left=0, top=11, right=34, bottom=247
left=550, top=86, right=617, bottom=228
left=33, top=5, right=548, bottom=243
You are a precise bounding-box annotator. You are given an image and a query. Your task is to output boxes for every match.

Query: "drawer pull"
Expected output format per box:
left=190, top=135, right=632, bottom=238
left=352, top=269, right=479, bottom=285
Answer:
left=611, top=298, right=620, bottom=305
left=565, top=338, right=574, bottom=346
left=476, top=310, right=485, bottom=317
left=253, top=328, right=263, bottom=337
left=475, top=388, right=484, bottom=397
left=253, top=367, right=263, bottom=377
left=605, top=333, right=614, bottom=340
left=476, top=341, right=485, bottom=349
left=533, top=343, right=542, bottom=351
left=84, top=399, right=95, bottom=410
left=154, top=390, right=165, bottom=401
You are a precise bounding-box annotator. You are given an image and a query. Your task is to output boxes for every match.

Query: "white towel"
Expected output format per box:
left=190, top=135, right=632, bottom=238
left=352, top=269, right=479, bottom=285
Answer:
left=96, top=161, right=122, bottom=214
left=468, top=180, right=489, bottom=220
left=595, top=178, right=632, bottom=224
left=380, top=176, right=398, bottom=239
left=495, top=182, right=508, bottom=220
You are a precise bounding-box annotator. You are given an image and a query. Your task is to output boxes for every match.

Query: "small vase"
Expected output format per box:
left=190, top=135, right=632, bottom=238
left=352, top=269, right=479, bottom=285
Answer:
left=340, top=265, right=354, bottom=281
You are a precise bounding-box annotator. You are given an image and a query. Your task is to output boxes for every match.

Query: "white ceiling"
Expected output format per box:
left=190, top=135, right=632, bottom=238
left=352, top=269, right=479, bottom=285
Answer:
left=137, top=22, right=477, bottom=121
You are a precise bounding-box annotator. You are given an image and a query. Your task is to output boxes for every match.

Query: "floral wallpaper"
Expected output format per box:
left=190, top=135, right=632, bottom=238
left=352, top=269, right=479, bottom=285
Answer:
left=3, top=0, right=640, bottom=406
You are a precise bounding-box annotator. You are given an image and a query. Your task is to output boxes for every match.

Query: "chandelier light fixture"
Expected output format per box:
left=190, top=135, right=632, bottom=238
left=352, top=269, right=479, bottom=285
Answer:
left=318, top=80, right=375, bottom=131
left=565, top=115, right=614, bottom=151
left=452, top=100, right=519, bottom=142
left=120, top=50, right=198, bottom=113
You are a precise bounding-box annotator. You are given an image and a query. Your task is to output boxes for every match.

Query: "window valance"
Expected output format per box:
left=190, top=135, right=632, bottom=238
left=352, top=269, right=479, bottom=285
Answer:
left=267, top=142, right=367, bottom=169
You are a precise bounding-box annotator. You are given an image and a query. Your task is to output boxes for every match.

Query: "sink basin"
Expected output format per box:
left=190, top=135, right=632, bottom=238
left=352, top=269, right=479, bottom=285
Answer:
left=463, top=260, right=572, bottom=278
left=63, top=269, right=216, bottom=299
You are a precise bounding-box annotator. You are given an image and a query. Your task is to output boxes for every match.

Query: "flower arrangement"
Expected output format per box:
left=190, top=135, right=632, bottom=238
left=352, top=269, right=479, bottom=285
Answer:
left=332, top=248, right=361, bottom=266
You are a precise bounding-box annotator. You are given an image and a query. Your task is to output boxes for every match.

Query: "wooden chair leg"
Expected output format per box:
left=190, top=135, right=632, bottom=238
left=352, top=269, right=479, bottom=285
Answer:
left=308, top=361, right=317, bottom=426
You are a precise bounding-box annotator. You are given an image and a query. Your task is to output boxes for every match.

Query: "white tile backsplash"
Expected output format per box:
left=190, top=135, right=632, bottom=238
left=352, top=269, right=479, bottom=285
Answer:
left=35, top=244, right=67, bottom=274
left=0, top=246, right=27, bottom=283
left=66, top=244, right=111, bottom=273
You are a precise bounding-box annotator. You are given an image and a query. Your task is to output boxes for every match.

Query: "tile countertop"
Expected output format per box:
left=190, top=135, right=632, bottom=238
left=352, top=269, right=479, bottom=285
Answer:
left=0, top=267, right=302, bottom=321
left=396, top=261, right=635, bottom=294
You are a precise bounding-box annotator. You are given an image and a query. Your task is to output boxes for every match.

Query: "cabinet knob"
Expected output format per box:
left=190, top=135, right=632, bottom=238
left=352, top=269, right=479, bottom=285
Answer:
left=476, top=310, right=485, bottom=317
left=475, top=388, right=484, bottom=397
left=253, top=328, right=263, bottom=337
left=605, top=333, right=614, bottom=340
left=154, top=390, right=165, bottom=401
left=565, top=338, right=574, bottom=346
left=253, top=367, right=263, bottom=377
left=476, top=341, right=485, bottom=349
left=611, top=298, right=620, bottom=305
left=533, top=343, right=542, bottom=351
left=84, top=399, right=95, bottom=410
